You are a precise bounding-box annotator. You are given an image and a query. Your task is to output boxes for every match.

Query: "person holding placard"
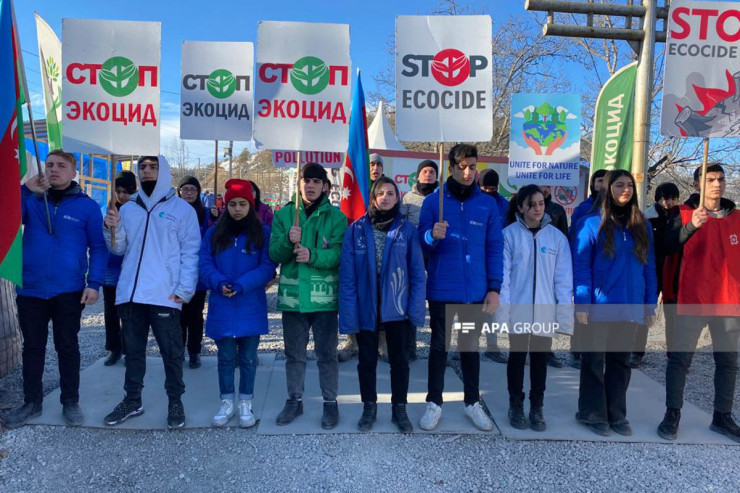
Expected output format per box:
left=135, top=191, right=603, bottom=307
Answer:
left=573, top=170, right=657, bottom=437
left=417, top=144, right=503, bottom=432
left=102, top=156, right=201, bottom=429
left=269, top=163, right=348, bottom=430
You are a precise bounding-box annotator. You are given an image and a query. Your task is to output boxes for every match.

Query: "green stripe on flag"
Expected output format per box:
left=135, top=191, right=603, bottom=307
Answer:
left=0, top=230, right=22, bottom=286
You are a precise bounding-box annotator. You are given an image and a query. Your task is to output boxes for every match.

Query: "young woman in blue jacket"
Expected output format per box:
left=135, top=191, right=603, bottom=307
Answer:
left=573, top=170, right=657, bottom=437
left=339, top=177, right=426, bottom=433
left=499, top=185, right=573, bottom=432
left=199, top=179, right=276, bottom=428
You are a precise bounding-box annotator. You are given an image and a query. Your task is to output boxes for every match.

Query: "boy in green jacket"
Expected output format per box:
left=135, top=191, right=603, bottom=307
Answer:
left=269, top=163, right=348, bottom=429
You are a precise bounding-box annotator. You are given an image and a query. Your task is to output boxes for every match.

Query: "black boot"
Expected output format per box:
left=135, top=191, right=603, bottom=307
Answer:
left=392, top=403, right=413, bottom=433
left=276, top=398, right=303, bottom=426
left=628, top=353, right=643, bottom=369
left=529, top=395, right=546, bottom=432
left=189, top=353, right=201, bottom=369
left=321, top=401, right=339, bottom=430
left=357, top=402, right=377, bottom=432
left=104, top=351, right=121, bottom=366
left=3, top=402, right=42, bottom=429
left=657, top=408, right=681, bottom=440
left=710, top=411, right=740, bottom=443
left=508, top=393, right=528, bottom=430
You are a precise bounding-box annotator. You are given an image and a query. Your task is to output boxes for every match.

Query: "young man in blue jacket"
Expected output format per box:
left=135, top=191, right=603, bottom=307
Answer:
left=418, top=144, right=503, bottom=432
left=4, top=150, right=107, bottom=429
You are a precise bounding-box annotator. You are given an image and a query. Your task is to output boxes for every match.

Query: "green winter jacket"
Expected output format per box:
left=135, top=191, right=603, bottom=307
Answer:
left=269, top=195, right=347, bottom=312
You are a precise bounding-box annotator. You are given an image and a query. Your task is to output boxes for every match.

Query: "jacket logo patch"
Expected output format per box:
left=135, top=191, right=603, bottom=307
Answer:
left=157, top=312, right=171, bottom=318
left=731, top=234, right=738, bottom=246
left=470, top=220, right=484, bottom=227
left=157, top=211, right=178, bottom=223
left=322, top=236, right=329, bottom=249
left=540, top=246, right=557, bottom=255
left=63, top=214, right=80, bottom=223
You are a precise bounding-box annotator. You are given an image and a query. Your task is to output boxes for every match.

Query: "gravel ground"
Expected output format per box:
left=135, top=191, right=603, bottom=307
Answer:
left=1, top=288, right=739, bottom=492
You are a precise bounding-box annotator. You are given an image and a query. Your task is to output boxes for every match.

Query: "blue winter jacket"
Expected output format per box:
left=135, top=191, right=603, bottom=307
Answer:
left=569, top=196, right=596, bottom=241
left=339, top=214, right=426, bottom=334
left=18, top=184, right=107, bottom=299
left=573, top=214, right=658, bottom=323
left=418, top=182, right=504, bottom=303
left=104, top=252, right=124, bottom=286
left=199, top=224, right=277, bottom=339
left=492, top=193, right=510, bottom=227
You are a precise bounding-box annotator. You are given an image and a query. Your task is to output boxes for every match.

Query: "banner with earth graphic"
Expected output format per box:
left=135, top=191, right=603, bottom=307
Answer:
left=508, top=93, right=581, bottom=186
left=62, top=19, right=161, bottom=155
left=253, top=21, right=351, bottom=152
left=180, top=41, right=253, bottom=141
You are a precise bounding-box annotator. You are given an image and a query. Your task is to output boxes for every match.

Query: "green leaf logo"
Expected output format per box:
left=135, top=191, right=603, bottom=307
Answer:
left=45, top=57, right=60, bottom=82
left=99, top=56, right=139, bottom=97
left=206, top=69, right=236, bottom=99
left=290, top=56, right=329, bottom=95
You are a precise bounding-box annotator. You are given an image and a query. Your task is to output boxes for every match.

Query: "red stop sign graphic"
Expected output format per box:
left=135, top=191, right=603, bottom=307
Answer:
left=431, top=49, right=470, bottom=87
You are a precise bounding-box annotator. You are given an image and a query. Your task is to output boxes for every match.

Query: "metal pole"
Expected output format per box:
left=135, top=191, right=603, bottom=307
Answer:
left=631, top=0, right=656, bottom=210
left=699, top=138, right=709, bottom=208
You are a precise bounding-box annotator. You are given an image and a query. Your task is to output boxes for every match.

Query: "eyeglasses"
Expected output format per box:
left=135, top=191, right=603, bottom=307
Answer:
left=179, top=186, right=199, bottom=194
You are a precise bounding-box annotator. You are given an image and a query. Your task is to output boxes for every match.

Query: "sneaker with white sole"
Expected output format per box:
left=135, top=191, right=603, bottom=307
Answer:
left=419, top=402, right=442, bottom=431
left=238, top=399, right=256, bottom=428
left=465, top=401, right=493, bottom=431
left=212, top=399, right=235, bottom=427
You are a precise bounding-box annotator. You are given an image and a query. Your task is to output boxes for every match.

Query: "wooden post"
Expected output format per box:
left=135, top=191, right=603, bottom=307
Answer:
left=438, top=143, right=445, bottom=221
left=213, top=140, right=219, bottom=201
left=699, top=138, right=710, bottom=209
left=294, top=151, right=302, bottom=226
left=109, top=154, right=116, bottom=248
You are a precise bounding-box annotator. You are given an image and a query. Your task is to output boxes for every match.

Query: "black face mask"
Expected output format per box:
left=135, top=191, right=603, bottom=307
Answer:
left=140, top=180, right=156, bottom=197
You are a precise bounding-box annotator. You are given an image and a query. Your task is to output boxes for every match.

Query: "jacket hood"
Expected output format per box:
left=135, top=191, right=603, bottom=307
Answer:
left=136, top=155, right=174, bottom=209
left=515, top=212, right=552, bottom=230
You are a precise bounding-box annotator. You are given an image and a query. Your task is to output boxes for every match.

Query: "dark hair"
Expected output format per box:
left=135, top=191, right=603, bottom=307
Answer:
left=590, top=169, right=607, bottom=195
left=448, top=144, right=478, bottom=167
left=693, top=163, right=725, bottom=182
left=178, top=176, right=205, bottom=225
left=211, top=205, right=264, bottom=255
left=137, top=156, right=158, bottom=166
left=249, top=180, right=262, bottom=207
left=599, top=170, right=650, bottom=264
left=654, top=182, right=680, bottom=202
left=370, top=175, right=399, bottom=202
left=515, top=184, right=544, bottom=212
left=505, top=193, right=518, bottom=226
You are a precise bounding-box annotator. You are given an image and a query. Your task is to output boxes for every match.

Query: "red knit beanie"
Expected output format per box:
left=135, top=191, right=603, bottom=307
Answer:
left=224, top=179, right=254, bottom=207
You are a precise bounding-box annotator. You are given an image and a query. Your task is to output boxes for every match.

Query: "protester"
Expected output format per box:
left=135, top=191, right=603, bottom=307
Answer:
left=369, top=153, right=384, bottom=184
left=630, top=182, right=680, bottom=368
left=339, top=177, right=425, bottom=433
left=658, top=164, right=740, bottom=443
left=418, top=144, right=502, bottom=432
left=573, top=169, right=657, bottom=437
left=103, top=171, right=137, bottom=367
left=3, top=150, right=107, bottom=429
left=249, top=180, right=274, bottom=227
left=199, top=179, right=276, bottom=428
left=269, top=163, right=348, bottom=429
left=400, top=159, right=439, bottom=227
left=177, top=176, right=210, bottom=369
left=499, top=185, right=573, bottom=432
left=479, top=168, right=511, bottom=365
left=103, top=156, right=201, bottom=429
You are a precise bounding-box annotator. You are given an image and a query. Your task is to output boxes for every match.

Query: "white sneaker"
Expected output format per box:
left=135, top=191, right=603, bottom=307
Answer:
left=212, top=399, right=235, bottom=427
left=238, top=399, right=256, bottom=428
left=420, top=402, right=442, bottom=431
left=465, top=401, right=493, bottom=431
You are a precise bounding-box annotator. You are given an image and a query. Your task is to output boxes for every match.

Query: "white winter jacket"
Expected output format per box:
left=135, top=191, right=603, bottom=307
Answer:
left=104, top=156, right=201, bottom=309
left=497, top=214, right=574, bottom=336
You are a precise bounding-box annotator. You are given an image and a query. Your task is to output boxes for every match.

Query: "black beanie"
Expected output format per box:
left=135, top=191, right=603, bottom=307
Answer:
left=115, top=171, right=137, bottom=194
left=178, top=175, right=202, bottom=194
left=417, top=159, right=438, bottom=177
left=479, top=168, right=499, bottom=188
left=301, top=162, right=328, bottom=182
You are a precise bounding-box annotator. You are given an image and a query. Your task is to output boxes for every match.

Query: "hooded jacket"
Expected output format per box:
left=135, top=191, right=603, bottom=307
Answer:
left=18, top=182, right=107, bottom=299
left=103, top=156, right=201, bottom=309
left=269, top=194, right=347, bottom=312
left=339, top=214, right=426, bottom=333
left=401, top=182, right=436, bottom=226
left=573, top=213, right=658, bottom=323
left=418, top=182, right=503, bottom=303
left=497, top=214, right=574, bottom=336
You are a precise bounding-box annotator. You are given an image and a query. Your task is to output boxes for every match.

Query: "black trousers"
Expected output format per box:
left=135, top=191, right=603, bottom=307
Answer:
left=427, top=301, right=483, bottom=406
left=356, top=320, right=413, bottom=404
left=17, top=292, right=84, bottom=405
left=103, top=285, right=123, bottom=354
left=180, top=290, right=207, bottom=355
left=633, top=302, right=677, bottom=356
left=118, top=302, right=185, bottom=403
left=507, top=334, right=552, bottom=405
left=578, top=322, right=637, bottom=424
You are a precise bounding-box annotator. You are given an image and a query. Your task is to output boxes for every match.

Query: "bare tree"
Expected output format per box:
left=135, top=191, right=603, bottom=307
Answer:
left=165, top=137, right=191, bottom=184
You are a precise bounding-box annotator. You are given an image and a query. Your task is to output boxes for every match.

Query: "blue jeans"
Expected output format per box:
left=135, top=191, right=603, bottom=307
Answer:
left=215, top=336, right=260, bottom=400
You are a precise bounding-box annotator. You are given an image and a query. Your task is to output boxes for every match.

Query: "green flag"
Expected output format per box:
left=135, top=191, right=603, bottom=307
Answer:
left=35, top=13, right=62, bottom=150
left=590, top=62, right=637, bottom=177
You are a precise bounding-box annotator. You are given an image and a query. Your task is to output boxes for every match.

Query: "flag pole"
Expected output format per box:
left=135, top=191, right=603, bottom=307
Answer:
left=294, top=151, right=301, bottom=226
left=699, top=137, right=710, bottom=209
left=213, top=140, right=219, bottom=203
left=25, top=103, right=53, bottom=235
left=109, top=154, right=116, bottom=248
left=438, top=143, right=444, bottom=221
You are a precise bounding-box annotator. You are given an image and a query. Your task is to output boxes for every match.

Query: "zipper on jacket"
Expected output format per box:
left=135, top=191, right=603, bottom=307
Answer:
left=532, top=233, right=538, bottom=306
left=460, top=200, right=470, bottom=303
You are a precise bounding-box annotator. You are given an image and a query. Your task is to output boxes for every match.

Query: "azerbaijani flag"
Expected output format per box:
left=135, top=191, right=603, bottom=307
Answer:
left=0, top=0, right=25, bottom=286
left=339, top=69, right=370, bottom=223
